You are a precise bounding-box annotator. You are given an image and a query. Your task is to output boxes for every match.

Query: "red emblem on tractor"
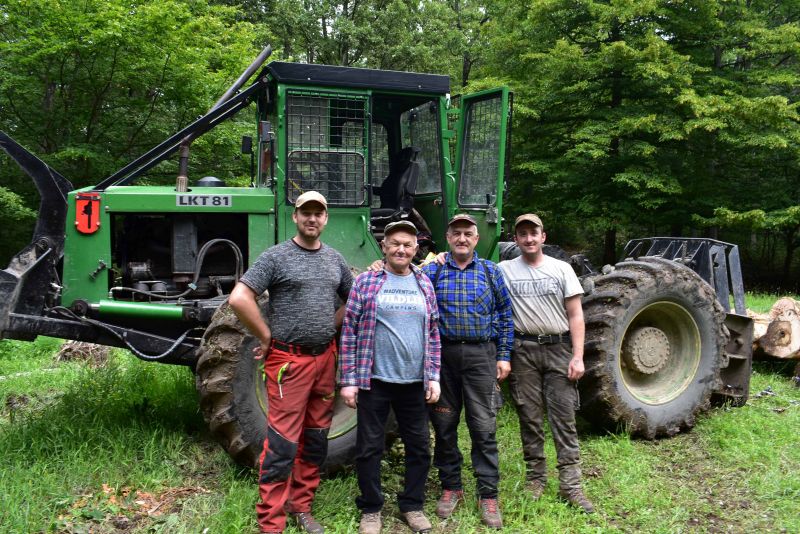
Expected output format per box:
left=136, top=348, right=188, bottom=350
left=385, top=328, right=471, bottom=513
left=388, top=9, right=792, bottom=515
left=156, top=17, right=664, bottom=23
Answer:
left=75, top=193, right=101, bottom=234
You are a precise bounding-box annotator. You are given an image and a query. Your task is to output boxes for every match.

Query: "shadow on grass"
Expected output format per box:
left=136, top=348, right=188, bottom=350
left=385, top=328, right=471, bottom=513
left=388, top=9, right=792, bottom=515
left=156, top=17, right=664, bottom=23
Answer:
left=752, top=358, right=798, bottom=376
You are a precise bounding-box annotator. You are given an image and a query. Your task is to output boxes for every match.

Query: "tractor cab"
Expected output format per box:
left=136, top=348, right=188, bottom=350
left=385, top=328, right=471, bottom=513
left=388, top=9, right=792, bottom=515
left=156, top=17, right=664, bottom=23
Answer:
left=259, top=62, right=512, bottom=267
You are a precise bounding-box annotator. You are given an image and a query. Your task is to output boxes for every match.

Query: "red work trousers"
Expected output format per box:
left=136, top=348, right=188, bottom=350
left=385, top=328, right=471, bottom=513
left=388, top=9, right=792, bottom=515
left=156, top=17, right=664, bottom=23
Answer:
left=256, top=342, right=336, bottom=533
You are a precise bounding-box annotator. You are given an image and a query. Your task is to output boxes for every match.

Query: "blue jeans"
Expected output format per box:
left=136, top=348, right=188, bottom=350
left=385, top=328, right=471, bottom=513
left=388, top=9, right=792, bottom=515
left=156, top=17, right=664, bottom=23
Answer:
left=355, top=379, right=431, bottom=513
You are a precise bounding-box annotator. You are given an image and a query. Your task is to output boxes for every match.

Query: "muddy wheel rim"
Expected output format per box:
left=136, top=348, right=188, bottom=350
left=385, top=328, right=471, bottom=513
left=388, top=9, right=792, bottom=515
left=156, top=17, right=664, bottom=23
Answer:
left=618, top=301, right=701, bottom=405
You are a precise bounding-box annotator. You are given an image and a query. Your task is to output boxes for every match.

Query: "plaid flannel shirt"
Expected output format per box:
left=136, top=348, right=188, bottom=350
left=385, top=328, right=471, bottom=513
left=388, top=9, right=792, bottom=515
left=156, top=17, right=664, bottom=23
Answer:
left=339, top=264, right=441, bottom=390
left=422, top=252, right=514, bottom=361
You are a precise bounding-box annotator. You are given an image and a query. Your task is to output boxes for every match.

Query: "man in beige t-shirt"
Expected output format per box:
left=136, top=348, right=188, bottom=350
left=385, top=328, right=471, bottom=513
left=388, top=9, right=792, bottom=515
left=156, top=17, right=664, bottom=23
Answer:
left=498, top=213, right=595, bottom=514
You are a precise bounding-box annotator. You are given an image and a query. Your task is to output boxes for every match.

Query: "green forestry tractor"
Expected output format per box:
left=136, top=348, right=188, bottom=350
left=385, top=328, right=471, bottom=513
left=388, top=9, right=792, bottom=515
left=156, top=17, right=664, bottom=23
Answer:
left=0, top=46, right=753, bottom=469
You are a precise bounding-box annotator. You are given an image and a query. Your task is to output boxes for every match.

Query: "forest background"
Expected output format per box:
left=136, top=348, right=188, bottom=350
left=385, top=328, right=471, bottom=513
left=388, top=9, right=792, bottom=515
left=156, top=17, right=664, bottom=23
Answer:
left=1, top=0, right=799, bottom=290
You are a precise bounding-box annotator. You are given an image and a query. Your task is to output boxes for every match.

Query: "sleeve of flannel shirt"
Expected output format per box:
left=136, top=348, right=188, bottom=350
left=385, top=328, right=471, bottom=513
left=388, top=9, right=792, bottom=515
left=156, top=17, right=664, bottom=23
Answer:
left=338, top=275, right=365, bottom=387
left=490, top=262, right=514, bottom=361
left=424, top=276, right=441, bottom=381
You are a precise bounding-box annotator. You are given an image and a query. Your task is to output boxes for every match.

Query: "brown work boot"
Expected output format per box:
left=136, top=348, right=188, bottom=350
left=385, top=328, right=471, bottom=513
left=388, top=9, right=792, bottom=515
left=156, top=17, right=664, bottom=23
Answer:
left=478, top=497, right=503, bottom=529
left=400, top=510, right=432, bottom=532
left=359, top=511, right=382, bottom=534
left=435, top=489, right=464, bottom=519
left=559, top=488, right=595, bottom=514
left=526, top=479, right=546, bottom=501
left=291, top=512, right=324, bottom=533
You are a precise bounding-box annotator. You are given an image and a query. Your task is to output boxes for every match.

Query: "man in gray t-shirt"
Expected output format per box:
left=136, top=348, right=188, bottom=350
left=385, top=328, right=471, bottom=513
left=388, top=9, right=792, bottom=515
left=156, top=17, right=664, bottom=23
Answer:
left=499, top=213, right=595, bottom=515
left=229, top=191, right=353, bottom=534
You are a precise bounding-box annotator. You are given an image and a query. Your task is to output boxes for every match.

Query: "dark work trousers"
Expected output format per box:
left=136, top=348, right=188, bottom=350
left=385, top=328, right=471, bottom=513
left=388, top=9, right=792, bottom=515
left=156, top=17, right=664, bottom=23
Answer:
left=508, top=339, right=582, bottom=492
left=429, top=340, right=500, bottom=498
left=355, top=379, right=431, bottom=514
left=256, top=343, right=336, bottom=533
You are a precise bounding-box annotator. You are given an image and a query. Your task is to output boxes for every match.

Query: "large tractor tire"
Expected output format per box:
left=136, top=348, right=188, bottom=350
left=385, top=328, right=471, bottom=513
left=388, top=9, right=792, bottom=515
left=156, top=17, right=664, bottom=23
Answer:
left=195, top=300, right=358, bottom=469
left=580, top=257, right=727, bottom=438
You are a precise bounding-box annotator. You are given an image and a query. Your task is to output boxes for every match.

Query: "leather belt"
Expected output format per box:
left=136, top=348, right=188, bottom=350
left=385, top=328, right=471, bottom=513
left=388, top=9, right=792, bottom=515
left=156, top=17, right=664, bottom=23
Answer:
left=515, top=331, right=570, bottom=344
left=441, top=337, right=490, bottom=344
left=271, top=339, right=332, bottom=356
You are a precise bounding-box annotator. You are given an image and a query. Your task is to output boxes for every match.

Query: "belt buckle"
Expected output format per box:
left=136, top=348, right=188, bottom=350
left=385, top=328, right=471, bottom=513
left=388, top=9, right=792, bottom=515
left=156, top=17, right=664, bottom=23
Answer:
left=537, top=334, right=546, bottom=344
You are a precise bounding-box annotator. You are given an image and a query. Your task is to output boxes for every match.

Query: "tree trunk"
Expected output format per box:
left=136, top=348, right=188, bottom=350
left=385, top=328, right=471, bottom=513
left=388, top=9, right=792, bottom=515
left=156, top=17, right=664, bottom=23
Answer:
left=782, top=228, right=798, bottom=283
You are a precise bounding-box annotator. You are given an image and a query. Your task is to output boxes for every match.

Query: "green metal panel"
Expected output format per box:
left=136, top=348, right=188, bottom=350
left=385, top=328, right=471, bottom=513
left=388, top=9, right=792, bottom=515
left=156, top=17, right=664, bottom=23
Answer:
left=247, top=214, right=275, bottom=265
left=62, top=189, right=113, bottom=307
left=452, top=88, right=511, bottom=262
left=273, top=84, right=381, bottom=269
left=102, top=186, right=274, bottom=213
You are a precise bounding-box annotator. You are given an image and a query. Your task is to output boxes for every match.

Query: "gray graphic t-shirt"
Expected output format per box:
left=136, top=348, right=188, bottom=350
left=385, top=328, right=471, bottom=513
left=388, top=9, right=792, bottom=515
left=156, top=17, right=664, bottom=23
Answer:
left=498, top=255, right=583, bottom=335
left=372, top=270, right=426, bottom=383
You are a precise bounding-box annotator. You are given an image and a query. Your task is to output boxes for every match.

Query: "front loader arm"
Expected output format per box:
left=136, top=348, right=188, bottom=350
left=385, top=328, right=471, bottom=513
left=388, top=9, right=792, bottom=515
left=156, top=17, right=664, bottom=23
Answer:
left=0, top=131, right=73, bottom=336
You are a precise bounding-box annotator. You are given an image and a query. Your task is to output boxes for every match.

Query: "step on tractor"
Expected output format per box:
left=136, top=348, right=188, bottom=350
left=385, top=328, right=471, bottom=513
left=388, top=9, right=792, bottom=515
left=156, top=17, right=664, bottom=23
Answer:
left=0, top=46, right=753, bottom=469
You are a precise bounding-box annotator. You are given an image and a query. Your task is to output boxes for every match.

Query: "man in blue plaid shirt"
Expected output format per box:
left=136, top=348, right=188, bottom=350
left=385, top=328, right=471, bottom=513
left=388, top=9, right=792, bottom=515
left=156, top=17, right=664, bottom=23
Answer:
left=423, top=213, right=514, bottom=529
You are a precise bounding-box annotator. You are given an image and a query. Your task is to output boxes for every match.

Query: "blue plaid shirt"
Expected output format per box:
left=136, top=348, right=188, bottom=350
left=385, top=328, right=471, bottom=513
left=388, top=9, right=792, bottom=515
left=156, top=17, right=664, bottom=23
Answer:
left=422, top=252, right=514, bottom=361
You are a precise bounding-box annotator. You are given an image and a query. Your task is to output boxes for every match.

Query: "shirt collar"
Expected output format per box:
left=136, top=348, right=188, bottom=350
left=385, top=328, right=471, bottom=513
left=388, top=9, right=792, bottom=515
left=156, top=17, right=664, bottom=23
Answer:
left=446, top=251, right=479, bottom=269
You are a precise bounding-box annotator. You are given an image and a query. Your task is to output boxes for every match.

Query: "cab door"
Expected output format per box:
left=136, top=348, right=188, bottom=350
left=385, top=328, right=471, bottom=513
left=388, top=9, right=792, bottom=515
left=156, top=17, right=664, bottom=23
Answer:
left=452, top=88, right=511, bottom=261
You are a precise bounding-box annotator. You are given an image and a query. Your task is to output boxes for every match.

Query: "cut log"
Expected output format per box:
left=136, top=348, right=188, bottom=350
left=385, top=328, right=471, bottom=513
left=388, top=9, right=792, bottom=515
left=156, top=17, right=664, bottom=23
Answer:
left=755, top=298, right=800, bottom=359
left=747, top=309, right=771, bottom=344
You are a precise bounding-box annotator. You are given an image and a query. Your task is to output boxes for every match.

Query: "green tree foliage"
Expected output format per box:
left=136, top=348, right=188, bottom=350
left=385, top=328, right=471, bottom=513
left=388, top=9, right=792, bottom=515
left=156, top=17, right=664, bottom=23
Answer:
left=0, top=186, right=36, bottom=259
left=212, top=0, right=483, bottom=85
left=483, top=0, right=800, bottom=269
left=0, top=0, right=258, bottom=190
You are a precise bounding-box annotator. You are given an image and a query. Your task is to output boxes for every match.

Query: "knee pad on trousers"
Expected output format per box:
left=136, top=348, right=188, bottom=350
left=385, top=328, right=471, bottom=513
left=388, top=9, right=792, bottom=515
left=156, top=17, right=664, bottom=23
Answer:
left=301, top=427, right=329, bottom=466
left=259, top=426, right=298, bottom=484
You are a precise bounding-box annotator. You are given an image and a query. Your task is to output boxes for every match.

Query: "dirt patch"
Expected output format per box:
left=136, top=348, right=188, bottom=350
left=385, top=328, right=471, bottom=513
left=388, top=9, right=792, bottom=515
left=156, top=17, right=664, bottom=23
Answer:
left=56, top=341, right=110, bottom=367
left=56, top=484, right=211, bottom=532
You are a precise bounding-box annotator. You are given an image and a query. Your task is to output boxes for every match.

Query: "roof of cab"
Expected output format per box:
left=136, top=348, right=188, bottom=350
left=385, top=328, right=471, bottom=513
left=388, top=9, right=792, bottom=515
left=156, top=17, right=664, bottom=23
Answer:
left=265, top=61, right=450, bottom=94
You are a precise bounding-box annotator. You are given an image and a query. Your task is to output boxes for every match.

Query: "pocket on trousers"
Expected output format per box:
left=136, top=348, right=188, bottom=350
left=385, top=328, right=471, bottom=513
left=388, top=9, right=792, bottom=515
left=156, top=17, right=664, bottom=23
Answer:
left=490, top=382, right=504, bottom=414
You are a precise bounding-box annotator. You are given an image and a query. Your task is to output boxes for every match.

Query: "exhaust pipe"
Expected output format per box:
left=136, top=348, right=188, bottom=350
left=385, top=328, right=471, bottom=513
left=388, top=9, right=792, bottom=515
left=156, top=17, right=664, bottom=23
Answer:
left=176, top=45, right=273, bottom=191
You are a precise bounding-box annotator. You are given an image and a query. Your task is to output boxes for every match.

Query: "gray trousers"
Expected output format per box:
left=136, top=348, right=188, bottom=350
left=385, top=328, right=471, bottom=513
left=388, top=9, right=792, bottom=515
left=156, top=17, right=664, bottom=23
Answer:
left=509, top=339, right=582, bottom=491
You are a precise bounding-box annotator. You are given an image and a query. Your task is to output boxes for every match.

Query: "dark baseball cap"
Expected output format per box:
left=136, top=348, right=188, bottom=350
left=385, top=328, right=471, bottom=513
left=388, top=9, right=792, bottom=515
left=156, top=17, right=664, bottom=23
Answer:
left=384, top=220, right=418, bottom=237
left=447, top=213, right=478, bottom=227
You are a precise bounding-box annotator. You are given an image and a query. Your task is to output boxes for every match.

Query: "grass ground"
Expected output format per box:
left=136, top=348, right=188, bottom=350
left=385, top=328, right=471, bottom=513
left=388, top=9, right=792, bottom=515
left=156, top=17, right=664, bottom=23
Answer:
left=1, top=321, right=799, bottom=533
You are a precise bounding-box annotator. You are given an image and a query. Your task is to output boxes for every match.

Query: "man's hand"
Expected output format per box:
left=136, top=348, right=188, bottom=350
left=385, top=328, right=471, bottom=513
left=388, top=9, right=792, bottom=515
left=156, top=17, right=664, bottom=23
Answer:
left=434, top=252, right=447, bottom=265
left=496, top=360, right=511, bottom=381
left=425, top=381, right=441, bottom=404
left=567, top=356, right=585, bottom=381
left=367, top=259, right=384, bottom=272
left=340, top=386, right=359, bottom=408
left=229, top=282, right=273, bottom=361
left=253, top=335, right=271, bottom=361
